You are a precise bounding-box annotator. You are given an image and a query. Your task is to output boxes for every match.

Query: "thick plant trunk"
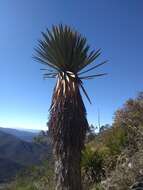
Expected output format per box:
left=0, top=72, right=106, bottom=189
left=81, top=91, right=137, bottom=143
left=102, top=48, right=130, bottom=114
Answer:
left=55, top=143, right=82, bottom=190
left=49, top=82, right=88, bottom=190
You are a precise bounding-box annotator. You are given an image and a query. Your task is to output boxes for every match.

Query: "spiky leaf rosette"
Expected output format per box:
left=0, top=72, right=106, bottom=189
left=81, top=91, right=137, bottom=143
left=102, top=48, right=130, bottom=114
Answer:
left=35, top=24, right=107, bottom=104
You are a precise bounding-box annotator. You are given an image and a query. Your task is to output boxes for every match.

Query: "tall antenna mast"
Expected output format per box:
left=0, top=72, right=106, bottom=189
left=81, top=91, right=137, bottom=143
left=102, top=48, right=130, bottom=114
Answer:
left=98, top=109, right=101, bottom=131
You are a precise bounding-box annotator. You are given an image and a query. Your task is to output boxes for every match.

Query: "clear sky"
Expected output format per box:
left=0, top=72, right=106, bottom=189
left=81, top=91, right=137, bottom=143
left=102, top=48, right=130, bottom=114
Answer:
left=0, top=0, right=143, bottom=130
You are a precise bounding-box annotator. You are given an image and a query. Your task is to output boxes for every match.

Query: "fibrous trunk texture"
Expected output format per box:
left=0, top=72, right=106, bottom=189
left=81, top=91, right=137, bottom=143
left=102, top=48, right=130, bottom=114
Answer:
left=49, top=78, right=89, bottom=190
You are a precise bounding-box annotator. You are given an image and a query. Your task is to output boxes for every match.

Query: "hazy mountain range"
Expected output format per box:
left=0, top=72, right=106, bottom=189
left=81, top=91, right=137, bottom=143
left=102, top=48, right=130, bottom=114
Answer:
left=0, top=127, right=51, bottom=183
left=0, top=127, right=40, bottom=142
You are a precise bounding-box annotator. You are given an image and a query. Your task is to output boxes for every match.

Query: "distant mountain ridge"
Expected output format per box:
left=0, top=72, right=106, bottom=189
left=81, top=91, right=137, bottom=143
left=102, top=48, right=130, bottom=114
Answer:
left=0, top=130, right=51, bottom=182
left=0, top=127, right=39, bottom=142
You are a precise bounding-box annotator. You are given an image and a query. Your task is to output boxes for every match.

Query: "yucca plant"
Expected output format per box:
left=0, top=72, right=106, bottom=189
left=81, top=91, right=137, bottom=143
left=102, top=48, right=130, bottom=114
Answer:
left=34, top=24, right=106, bottom=190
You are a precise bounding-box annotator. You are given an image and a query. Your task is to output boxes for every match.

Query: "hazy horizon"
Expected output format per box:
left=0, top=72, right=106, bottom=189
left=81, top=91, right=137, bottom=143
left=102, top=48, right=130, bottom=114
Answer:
left=0, top=125, right=42, bottom=131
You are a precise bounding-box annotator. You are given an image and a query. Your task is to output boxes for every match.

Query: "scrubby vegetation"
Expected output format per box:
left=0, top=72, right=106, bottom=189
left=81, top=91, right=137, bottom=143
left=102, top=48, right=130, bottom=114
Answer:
left=82, top=92, right=143, bottom=190
left=9, top=161, right=54, bottom=190
left=6, top=92, right=143, bottom=190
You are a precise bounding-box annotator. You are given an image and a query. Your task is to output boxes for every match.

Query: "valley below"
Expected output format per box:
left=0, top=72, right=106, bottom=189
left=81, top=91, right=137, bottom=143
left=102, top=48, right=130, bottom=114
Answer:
left=0, top=127, right=51, bottom=184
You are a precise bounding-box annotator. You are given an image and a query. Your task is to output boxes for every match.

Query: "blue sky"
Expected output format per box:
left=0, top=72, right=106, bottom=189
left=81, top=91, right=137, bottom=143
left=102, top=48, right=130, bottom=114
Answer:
left=0, top=0, right=143, bottom=130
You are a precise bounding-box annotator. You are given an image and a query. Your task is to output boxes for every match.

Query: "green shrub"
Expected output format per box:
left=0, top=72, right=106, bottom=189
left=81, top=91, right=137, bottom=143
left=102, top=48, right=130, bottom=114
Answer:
left=81, top=146, right=105, bottom=185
